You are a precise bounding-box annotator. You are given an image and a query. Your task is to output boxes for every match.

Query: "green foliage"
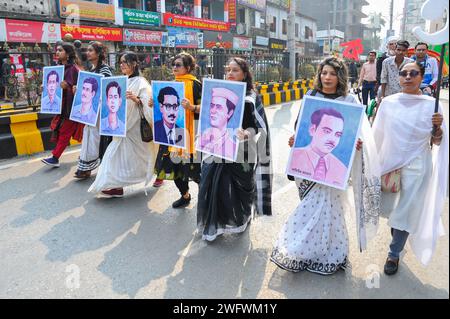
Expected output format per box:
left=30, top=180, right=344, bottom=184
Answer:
left=142, top=65, right=174, bottom=82
left=298, top=64, right=316, bottom=79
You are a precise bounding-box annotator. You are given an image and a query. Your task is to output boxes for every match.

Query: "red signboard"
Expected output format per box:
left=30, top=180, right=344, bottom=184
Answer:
left=61, top=24, right=123, bottom=42
left=163, top=13, right=230, bottom=32
left=5, top=19, right=61, bottom=43
left=228, top=0, right=237, bottom=26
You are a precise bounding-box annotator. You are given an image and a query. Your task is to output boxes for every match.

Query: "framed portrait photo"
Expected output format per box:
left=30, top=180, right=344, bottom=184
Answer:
left=196, top=78, right=247, bottom=162
left=70, top=71, right=104, bottom=126
left=40, top=65, right=64, bottom=114
left=152, top=81, right=186, bottom=149
left=286, top=95, right=365, bottom=190
left=99, top=76, right=128, bottom=137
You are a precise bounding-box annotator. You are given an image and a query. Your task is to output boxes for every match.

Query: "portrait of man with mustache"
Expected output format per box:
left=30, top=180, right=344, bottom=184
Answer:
left=290, top=108, right=347, bottom=186
left=154, top=86, right=185, bottom=147
left=71, top=76, right=99, bottom=126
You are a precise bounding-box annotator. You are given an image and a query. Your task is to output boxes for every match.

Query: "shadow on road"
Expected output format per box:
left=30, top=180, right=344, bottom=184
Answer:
left=163, top=230, right=269, bottom=299
left=267, top=260, right=449, bottom=299
left=39, top=187, right=160, bottom=264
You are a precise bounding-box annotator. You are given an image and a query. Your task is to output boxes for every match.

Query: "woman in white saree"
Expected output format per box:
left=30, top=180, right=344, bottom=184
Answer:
left=271, top=58, right=381, bottom=275
left=373, top=61, right=448, bottom=275
left=88, top=51, right=158, bottom=197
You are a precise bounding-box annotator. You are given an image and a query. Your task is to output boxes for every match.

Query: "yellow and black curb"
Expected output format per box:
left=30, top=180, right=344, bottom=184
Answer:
left=256, top=79, right=314, bottom=107
left=0, top=79, right=314, bottom=159
left=0, top=112, right=79, bottom=160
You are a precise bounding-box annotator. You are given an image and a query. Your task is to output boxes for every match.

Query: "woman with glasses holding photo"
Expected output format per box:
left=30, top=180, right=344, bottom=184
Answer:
left=373, top=61, right=448, bottom=275
left=152, top=52, right=202, bottom=209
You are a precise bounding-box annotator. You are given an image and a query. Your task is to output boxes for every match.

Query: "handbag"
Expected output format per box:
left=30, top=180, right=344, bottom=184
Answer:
left=381, top=169, right=401, bottom=193
left=137, top=100, right=153, bottom=143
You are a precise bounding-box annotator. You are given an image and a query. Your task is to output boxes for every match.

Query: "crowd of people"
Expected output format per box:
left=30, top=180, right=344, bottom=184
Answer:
left=349, top=36, right=443, bottom=108
left=40, top=39, right=447, bottom=277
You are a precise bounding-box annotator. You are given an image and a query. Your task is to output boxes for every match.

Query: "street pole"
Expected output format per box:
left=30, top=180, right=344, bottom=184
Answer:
left=288, top=0, right=296, bottom=81
left=401, top=0, right=408, bottom=39
left=389, top=0, right=393, bottom=31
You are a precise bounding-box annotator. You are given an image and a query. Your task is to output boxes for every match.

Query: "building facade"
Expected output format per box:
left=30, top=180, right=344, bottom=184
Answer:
left=401, top=0, right=427, bottom=45
left=297, top=0, right=368, bottom=41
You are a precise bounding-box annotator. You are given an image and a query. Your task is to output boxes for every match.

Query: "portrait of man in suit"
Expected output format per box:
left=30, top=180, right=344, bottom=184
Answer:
left=154, top=86, right=184, bottom=147
left=290, top=108, right=347, bottom=186
left=41, top=70, right=61, bottom=113
left=101, top=81, right=126, bottom=135
left=71, top=77, right=99, bottom=125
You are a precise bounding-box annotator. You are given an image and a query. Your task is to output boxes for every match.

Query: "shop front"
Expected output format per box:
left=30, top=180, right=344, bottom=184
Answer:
left=233, top=36, right=252, bottom=51
left=204, top=31, right=233, bottom=49
left=57, top=0, right=115, bottom=23
left=0, top=19, right=62, bottom=82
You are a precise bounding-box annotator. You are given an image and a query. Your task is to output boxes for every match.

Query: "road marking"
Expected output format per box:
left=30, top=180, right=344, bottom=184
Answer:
left=0, top=148, right=80, bottom=171
left=273, top=182, right=295, bottom=198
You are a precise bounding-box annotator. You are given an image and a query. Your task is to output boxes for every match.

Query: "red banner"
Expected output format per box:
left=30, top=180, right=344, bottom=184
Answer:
left=5, top=19, right=61, bottom=43
left=163, top=13, right=230, bottom=32
left=61, top=24, right=122, bottom=42
left=228, top=0, right=237, bottom=26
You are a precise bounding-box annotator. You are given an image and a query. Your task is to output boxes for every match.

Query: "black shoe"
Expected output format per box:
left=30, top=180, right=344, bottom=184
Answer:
left=172, top=194, right=191, bottom=208
left=384, top=257, right=399, bottom=275
left=74, top=170, right=91, bottom=179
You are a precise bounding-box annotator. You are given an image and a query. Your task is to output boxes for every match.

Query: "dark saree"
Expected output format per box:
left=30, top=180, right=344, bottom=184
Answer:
left=197, top=92, right=272, bottom=241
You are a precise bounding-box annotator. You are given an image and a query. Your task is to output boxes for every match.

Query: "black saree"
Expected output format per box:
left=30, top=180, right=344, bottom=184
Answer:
left=197, top=92, right=272, bottom=241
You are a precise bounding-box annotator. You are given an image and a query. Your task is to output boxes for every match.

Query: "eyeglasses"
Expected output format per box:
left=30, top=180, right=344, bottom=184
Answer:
left=172, top=63, right=183, bottom=68
left=162, top=103, right=179, bottom=111
left=398, top=70, right=421, bottom=78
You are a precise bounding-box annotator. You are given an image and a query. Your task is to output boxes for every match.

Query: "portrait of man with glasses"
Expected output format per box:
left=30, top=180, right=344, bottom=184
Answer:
left=153, top=84, right=186, bottom=148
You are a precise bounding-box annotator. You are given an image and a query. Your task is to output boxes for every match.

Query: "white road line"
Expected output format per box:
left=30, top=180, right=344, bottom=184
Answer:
left=272, top=182, right=295, bottom=198
left=0, top=148, right=80, bottom=171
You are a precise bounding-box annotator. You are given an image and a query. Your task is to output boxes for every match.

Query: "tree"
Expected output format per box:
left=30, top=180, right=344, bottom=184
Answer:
left=365, top=12, right=386, bottom=53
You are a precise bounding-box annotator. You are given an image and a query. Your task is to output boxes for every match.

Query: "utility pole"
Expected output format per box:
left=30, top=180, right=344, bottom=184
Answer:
left=401, top=0, right=408, bottom=39
left=288, top=0, right=296, bottom=80
left=389, top=0, right=393, bottom=31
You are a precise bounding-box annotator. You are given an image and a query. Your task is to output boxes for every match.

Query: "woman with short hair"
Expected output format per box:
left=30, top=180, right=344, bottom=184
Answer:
left=373, top=61, right=448, bottom=275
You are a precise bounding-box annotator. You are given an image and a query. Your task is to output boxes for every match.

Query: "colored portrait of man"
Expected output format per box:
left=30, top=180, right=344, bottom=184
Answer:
left=42, top=70, right=61, bottom=113
left=290, top=108, right=347, bottom=186
left=154, top=86, right=184, bottom=146
left=200, top=87, right=238, bottom=159
left=101, top=81, right=125, bottom=135
left=71, top=77, right=99, bottom=125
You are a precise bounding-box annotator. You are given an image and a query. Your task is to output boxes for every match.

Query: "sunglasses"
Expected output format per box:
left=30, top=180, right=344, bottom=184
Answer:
left=398, top=70, right=421, bottom=78
left=172, top=63, right=184, bottom=68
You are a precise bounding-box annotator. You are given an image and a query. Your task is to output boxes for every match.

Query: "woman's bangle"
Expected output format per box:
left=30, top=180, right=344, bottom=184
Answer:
left=432, top=129, right=443, bottom=139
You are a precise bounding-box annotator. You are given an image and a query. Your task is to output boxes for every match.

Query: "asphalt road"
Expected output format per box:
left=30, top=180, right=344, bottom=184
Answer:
left=0, top=90, right=448, bottom=299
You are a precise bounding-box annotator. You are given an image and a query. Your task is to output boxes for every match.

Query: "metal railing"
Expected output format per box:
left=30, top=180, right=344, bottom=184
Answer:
left=0, top=50, right=321, bottom=110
